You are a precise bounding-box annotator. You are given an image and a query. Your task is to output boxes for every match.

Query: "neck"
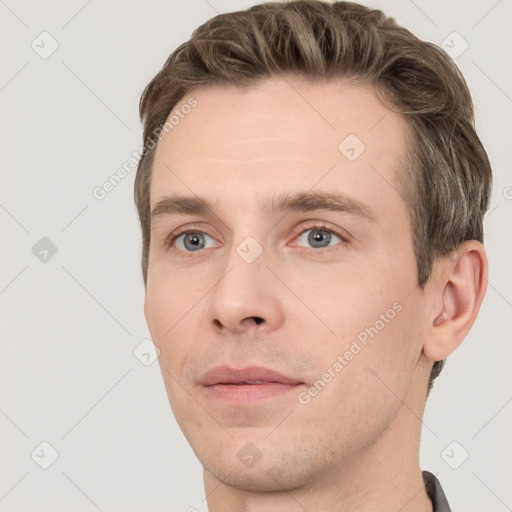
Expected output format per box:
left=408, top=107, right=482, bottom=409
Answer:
left=203, top=360, right=434, bottom=512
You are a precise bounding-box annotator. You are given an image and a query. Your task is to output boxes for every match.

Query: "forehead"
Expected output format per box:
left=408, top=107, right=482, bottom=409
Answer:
left=150, top=76, right=409, bottom=219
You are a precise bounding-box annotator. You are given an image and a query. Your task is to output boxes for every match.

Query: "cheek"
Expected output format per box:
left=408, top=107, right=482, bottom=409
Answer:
left=290, top=269, right=396, bottom=344
left=305, top=307, right=420, bottom=445
left=350, top=301, right=421, bottom=405
left=145, top=273, right=199, bottom=375
left=146, top=280, right=200, bottom=426
left=146, top=262, right=205, bottom=334
left=300, top=265, right=420, bottom=402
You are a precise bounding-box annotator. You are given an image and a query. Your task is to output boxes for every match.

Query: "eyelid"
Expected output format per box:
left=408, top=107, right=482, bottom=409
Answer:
left=291, top=221, right=351, bottom=243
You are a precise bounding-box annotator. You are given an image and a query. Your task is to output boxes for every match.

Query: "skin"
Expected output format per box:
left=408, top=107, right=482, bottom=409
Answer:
left=143, top=75, right=487, bottom=511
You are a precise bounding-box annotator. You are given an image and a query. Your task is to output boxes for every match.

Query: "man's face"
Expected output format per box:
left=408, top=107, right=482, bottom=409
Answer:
left=144, top=76, right=432, bottom=490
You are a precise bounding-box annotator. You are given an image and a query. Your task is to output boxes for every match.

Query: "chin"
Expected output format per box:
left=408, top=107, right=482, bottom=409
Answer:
left=217, top=470, right=285, bottom=492
left=200, top=439, right=321, bottom=492
left=205, top=460, right=308, bottom=492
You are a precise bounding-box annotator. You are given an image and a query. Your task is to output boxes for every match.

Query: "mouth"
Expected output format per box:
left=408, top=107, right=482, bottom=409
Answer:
left=199, top=365, right=304, bottom=406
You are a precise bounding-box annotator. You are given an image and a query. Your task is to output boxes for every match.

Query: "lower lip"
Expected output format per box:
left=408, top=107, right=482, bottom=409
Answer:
left=203, top=382, right=301, bottom=406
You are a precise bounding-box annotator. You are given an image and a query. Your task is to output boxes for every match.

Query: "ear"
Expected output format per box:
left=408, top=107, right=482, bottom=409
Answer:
left=423, top=240, right=488, bottom=362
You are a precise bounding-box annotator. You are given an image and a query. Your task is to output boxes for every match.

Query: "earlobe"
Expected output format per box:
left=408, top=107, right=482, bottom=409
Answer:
left=423, top=241, right=488, bottom=362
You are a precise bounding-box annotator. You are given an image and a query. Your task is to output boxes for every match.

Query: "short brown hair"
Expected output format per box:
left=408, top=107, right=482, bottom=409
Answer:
left=134, top=0, right=492, bottom=392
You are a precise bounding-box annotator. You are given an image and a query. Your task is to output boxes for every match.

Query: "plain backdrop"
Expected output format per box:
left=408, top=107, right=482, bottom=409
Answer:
left=1, top=1, right=511, bottom=511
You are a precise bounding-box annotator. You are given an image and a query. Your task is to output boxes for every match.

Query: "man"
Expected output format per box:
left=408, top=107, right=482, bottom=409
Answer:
left=134, top=1, right=491, bottom=510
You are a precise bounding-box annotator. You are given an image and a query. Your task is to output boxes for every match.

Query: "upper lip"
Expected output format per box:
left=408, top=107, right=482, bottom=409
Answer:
left=199, top=365, right=303, bottom=386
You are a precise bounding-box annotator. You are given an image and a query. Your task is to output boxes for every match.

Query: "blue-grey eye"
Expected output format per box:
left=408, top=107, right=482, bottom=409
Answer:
left=175, top=232, right=215, bottom=252
left=296, top=228, right=342, bottom=249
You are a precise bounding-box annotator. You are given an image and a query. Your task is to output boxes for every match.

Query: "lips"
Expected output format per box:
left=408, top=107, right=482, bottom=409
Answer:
left=199, top=365, right=303, bottom=405
left=199, top=365, right=302, bottom=386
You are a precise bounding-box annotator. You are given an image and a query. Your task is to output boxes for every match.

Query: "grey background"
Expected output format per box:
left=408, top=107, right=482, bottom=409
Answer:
left=1, top=0, right=510, bottom=510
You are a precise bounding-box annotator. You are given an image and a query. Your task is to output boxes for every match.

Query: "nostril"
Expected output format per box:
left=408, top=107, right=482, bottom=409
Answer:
left=212, top=316, right=264, bottom=330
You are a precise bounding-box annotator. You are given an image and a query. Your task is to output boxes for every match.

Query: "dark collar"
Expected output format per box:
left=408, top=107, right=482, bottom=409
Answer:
left=422, top=471, right=452, bottom=511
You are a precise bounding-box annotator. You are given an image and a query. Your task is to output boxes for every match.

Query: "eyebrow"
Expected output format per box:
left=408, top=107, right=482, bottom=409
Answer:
left=150, top=190, right=376, bottom=224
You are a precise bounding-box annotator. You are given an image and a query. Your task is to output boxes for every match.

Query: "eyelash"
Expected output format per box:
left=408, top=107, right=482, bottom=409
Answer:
left=165, top=223, right=349, bottom=257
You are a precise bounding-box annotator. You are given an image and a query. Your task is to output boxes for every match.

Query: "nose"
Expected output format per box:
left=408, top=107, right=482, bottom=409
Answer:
left=206, top=243, right=285, bottom=336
